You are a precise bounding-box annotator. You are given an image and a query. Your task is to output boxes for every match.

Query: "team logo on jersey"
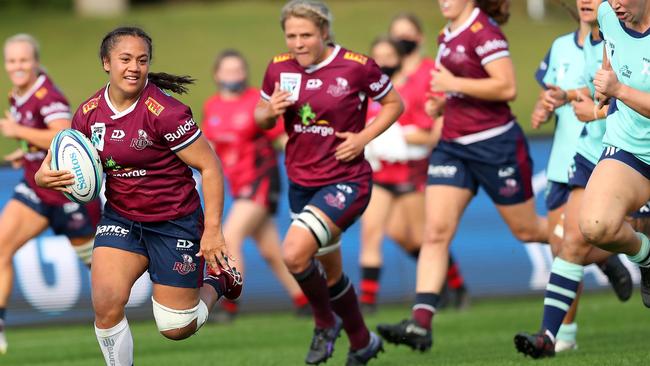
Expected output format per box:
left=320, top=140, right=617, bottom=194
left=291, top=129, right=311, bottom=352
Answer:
left=327, top=77, right=350, bottom=97
left=273, top=53, right=294, bottom=63
left=294, top=104, right=334, bottom=136
left=306, top=79, right=323, bottom=90
left=90, top=122, right=106, bottom=151
left=104, top=156, right=123, bottom=171
left=299, top=104, right=317, bottom=126
left=130, top=129, right=153, bottom=151
left=343, top=51, right=368, bottom=65
left=110, top=129, right=126, bottom=140
left=325, top=191, right=346, bottom=210
left=370, top=74, right=390, bottom=93
left=82, top=97, right=100, bottom=114
left=144, top=97, right=165, bottom=116
left=620, top=65, right=632, bottom=79
left=35, top=87, right=48, bottom=100
left=280, top=72, right=301, bottom=101
left=470, top=21, right=483, bottom=33
left=173, top=254, right=197, bottom=275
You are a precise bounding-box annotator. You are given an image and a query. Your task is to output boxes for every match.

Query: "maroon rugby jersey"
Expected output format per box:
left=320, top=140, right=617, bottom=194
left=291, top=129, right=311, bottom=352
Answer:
left=261, top=45, right=392, bottom=187
left=202, top=87, right=283, bottom=194
left=9, top=73, right=72, bottom=205
left=72, top=82, right=201, bottom=222
left=437, top=8, right=514, bottom=140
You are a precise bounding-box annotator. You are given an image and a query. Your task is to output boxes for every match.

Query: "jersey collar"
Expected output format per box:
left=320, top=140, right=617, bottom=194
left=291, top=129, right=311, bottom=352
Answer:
left=103, top=80, right=148, bottom=120
left=443, top=7, right=480, bottom=42
left=12, top=74, right=46, bottom=107
left=305, top=44, right=341, bottom=74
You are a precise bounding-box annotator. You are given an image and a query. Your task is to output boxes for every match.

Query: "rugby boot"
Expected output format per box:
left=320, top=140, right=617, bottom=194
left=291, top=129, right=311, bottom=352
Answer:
left=305, top=316, right=343, bottom=365
left=639, top=265, right=650, bottom=307
left=514, top=331, right=555, bottom=359
left=205, top=263, right=243, bottom=301
left=599, top=255, right=633, bottom=301
left=346, top=332, right=384, bottom=366
left=376, top=319, right=432, bottom=352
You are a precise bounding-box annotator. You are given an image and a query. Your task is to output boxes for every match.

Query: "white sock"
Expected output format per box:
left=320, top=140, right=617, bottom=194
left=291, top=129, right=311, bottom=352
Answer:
left=95, top=317, right=133, bottom=366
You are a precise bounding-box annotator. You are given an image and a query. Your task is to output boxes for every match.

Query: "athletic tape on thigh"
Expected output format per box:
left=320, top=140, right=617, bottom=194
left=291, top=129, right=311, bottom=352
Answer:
left=315, top=239, right=341, bottom=256
left=291, top=207, right=332, bottom=248
left=151, top=297, right=208, bottom=332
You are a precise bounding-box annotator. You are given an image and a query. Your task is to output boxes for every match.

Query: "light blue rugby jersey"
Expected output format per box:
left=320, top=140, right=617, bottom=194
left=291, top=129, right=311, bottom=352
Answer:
left=576, top=31, right=606, bottom=165
left=535, top=31, right=587, bottom=183
left=599, top=1, right=650, bottom=164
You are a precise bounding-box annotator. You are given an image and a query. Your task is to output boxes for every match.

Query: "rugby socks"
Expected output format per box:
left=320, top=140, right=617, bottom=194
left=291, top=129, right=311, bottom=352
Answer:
left=359, top=267, right=381, bottom=306
left=204, top=275, right=226, bottom=298
left=329, top=274, right=370, bottom=350
left=292, top=259, right=336, bottom=329
left=447, top=256, right=466, bottom=290
left=412, top=293, right=440, bottom=330
left=541, top=257, right=583, bottom=341
left=95, top=317, right=133, bottom=366
left=556, top=322, right=578, bottom=344
left=221, top=299, right=239, bottom=315
left=409, top=249, right=420, bottom=259
left=627, top=232, right=650, bottom=267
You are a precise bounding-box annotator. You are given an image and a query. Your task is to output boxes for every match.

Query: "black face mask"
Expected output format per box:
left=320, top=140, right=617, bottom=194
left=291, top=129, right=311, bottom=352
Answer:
left=396, top=39, right=418, bottom=55
left=380, top=65, right=400, bottom=78
left=218, top=79, right=247, bottom=93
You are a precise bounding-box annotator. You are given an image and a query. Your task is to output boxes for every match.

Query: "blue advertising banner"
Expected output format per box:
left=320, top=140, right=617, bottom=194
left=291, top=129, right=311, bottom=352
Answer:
left=1, top=138, right=639, bottom=326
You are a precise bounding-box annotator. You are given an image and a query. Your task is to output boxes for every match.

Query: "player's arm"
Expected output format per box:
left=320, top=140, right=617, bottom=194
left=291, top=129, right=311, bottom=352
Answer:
left=532, top=90, right=552, bottom=129
left=0, top=111, right=69, bottom=149
left=431, top=57, right=516, bottom=101
left=176, top=135, right=230, bottom=272
left=254, top=82, right=293, bottom=129
left=594, top=51, right=650, bottom=118
left=542, top=85, right=591, bottom=112
left=335, top=88, right=403, bottom=162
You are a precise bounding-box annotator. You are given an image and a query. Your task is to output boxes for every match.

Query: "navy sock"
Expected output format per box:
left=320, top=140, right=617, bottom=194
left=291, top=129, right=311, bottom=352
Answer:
left=541, top=258, right=583, bottom=341
left=0, top=308, right=5, bottom=321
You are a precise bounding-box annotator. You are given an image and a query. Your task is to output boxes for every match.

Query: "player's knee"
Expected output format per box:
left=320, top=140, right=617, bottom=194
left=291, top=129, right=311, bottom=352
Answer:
left=559, top=232, right=591, bottom=263
left=283, top=244, right=310, bottom=273
left=511, top=226, right=540, bottom=243
left=423, top=221, right=454, bottom=247
left=152, top=298, right=208, bottom=340
left=93, top=288, right=130, bottom=324
left=579, top=213, right=615, bottom=247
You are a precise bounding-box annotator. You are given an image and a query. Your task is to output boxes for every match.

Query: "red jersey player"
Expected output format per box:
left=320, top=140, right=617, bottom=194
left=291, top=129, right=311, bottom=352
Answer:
left=378, top=0, right=548, bottom=352
left=202, top=49, right=308, bottom=319
left=254, top=1, right=403, bottom=364
left=0, top=34, right=100, bottom=354
left=35, top=27, right=241, bottom=366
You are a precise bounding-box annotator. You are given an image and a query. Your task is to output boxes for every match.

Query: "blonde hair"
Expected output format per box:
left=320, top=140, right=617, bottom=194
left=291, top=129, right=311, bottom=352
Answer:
left=281, top=0, right=334, bottom=43
left=4, top=33, right=40, bottom=61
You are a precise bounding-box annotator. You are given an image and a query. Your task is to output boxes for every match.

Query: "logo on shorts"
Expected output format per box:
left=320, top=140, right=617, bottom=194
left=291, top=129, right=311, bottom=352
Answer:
left=498, top=167, right=515, bottom=178
left=130, top=129, right=153, bottom=151
left=325, top=191, right=346, bottom=210
left=499, top=178, right=520, bottom=197
left=176, top=239, right=194, bottom=250
left=428, top=165, right=457, bottom=178
left=173, top=254, right=197, bottom=275
left=96, top=225, right=129, bottom=237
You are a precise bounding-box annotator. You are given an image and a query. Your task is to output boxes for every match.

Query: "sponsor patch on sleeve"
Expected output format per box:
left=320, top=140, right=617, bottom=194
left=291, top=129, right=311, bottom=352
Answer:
left=470, top=21, right=484, bottom=33
left=273, top=53, right=294, bottom=63
left=82, top=97, right=100, bottom=115
left=144, top=97, right=165, bottom=116
left=343, top=51, right=368, bottom=65
left=35, top=87, right=48, bottom=100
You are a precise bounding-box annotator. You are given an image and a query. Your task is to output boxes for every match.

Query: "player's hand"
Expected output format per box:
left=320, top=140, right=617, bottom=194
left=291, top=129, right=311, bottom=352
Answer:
left=34, top=150, right=74, bottom=192
left=0, top=110, right=20, bottom=138
left=531, top=103, right=551, bottom=129
left=334, top=131, right=368, bottom=162
left=424, top=92, right=445, bottom=117
left=594, top=68, right=621, bottom=99
left=431, top=65, right=456, bottom=93
left=197, top=228, right=231, bottom=275
left=542, top=84, right=567, bottom=112
left=571, top=90, right=597, bottom=122
left=4, top=148, right=24, bottom=169
left=267, top=82, right=294, bottom=118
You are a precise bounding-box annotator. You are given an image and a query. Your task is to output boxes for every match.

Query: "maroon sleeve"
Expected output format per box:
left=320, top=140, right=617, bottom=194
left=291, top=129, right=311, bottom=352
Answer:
left=157, top=105, right=202, bottom=152
left=39, top=87, right=71, bottom=124
left=472, top=22, right=510, bottom=66
left=260, top=61, right=277, bottom=101
left=71, top=108, right=89, bottom=137
left=362, top=58, right=392, bottom=101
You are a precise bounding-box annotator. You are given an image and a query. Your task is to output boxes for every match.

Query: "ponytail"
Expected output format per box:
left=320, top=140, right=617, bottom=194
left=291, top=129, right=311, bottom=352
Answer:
left=147, top=72, right=194, bottom=95
left=475, top=0, right=510, bottom=25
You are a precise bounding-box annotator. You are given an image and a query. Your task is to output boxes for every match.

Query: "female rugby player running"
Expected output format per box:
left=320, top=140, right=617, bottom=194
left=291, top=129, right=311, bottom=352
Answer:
left=36, top=27, right=242, bottom=366
left=0, top=33, right=101, bottom=355
left=202, top=49, right=308, bottom=319
left=378, top=0, right=550, bottom=352
left=255, top=1, right=403, bottom=364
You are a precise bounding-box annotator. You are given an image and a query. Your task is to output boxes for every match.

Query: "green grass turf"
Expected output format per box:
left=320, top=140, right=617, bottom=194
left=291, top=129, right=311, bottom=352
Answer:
left=0, top=0, right=578, bottom=157
left=1, top=291, right=648, bottom=365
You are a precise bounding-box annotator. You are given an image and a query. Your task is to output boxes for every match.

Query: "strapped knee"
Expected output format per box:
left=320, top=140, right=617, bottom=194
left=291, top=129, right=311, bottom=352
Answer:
left=151, top=297, right=208, bottom=333
left=292, top=207, right=338, bottom=255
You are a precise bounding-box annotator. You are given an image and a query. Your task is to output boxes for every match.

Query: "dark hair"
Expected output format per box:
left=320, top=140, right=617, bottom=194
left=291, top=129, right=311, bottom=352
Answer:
left=389, top=12, right=423, bottom=36
left=370, top=36, right=406, bottom=58
left=475, top=0, right=510, bottom=25
left=99, top=26, right=194, bottom=94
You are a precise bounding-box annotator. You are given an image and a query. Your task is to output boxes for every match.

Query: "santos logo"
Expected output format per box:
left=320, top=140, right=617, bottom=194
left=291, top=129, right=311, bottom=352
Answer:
left=69, top=152, right=87, bottom=190
left=164, top=119, right=196, bottom=142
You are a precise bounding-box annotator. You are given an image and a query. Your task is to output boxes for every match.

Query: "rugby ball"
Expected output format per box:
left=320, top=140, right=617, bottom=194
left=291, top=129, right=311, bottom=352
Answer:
left=50, top=129, right=103, bottom=204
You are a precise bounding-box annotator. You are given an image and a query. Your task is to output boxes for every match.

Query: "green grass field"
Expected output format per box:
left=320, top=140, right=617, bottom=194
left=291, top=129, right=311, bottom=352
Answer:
left=0, top=0, right=579, bottom=157
left=1, top=291, right=648, bottom=365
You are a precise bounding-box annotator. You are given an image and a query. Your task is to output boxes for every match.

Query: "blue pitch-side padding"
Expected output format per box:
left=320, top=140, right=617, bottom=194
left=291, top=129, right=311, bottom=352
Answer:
left=1, top=138, right=640, bottom=326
